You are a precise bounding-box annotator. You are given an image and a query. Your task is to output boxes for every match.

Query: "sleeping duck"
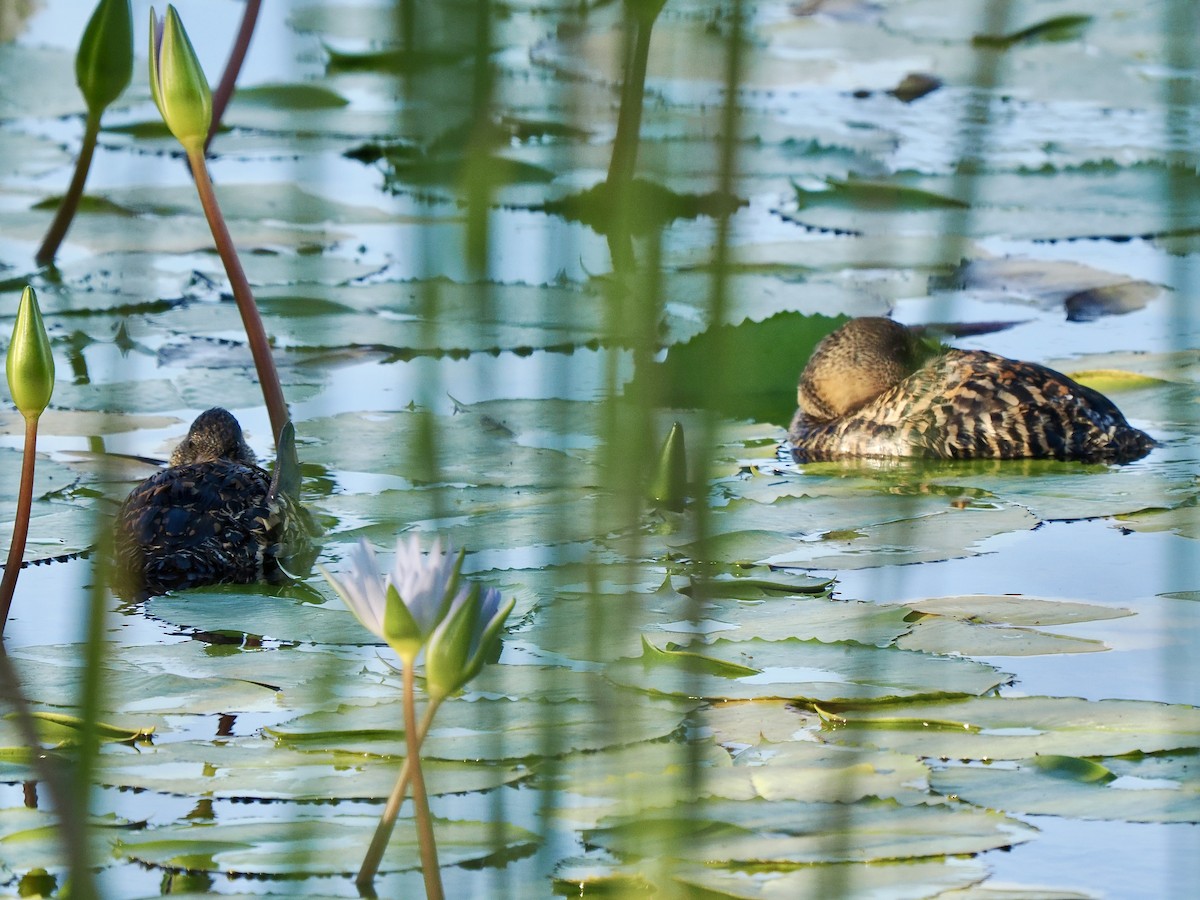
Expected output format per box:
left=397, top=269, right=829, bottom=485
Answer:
left=787, top=317, right=1153, bottom=464
left=114, top=408, right=310, bottom=597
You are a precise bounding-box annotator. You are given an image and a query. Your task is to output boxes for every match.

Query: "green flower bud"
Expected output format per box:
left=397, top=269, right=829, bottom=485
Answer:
left=76, top=0, right=133, bottom=116
left=6, top=287, right=55, bottom=421
left=425, top=583, right=513, bottom=700
left=148, top=5, right=212, bottom=152
left=648, top=421, right=687, bottom=512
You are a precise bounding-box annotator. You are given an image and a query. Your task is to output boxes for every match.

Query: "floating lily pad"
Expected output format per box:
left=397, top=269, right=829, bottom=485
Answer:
left=114, top=818, right=538, bottom=876
left=146, top=590, right=379, bottom=646
left=607, top=637, right=1008, bottom=702
left=932, top=758, right=1200, bottom=824
left=899, top=596, right=1131, bottom=657
left=269, top=687, right=696, bottom=760
left=671, top=858, right=988, bottom=900
left=823, top=696, right=1200, bottom=759
left=97, top=740, right=526, bottom=801
left=586, top=797, right=1035, bottom=865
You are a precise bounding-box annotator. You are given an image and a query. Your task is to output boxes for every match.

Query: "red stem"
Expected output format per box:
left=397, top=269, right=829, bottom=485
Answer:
left=0, top=417, right=40, bottom=634
left=35, top=112, right=102, bottom=266
left=205, top=0, right=262, bottom=153
left=187, top=148, right=290, bottom=445
left=403, top=659, right=444, bottom=900
left=357, top=698, right=440, bottom=889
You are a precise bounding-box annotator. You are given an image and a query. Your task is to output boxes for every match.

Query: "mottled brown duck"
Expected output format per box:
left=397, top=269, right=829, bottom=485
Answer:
left=114, top=408, right=309, bottom=598
left=787, top=317, right=1154, bottom=464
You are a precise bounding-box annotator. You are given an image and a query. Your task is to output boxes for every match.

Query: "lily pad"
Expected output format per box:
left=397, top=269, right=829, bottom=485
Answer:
left=823, top=696, right=1200, bottom=759
left=606, top=637, right=1008, bottom=702
left=586, top=797, right=1035, bottom=865
left=268, top=688, right=696, bottom=760
left=97, top=740, right=526, bottom=801
left=114, top=818, right=538, bottom=876
left=146, top=590, right=379, bottom=646
left=932, top=758, right=1200, bottom=824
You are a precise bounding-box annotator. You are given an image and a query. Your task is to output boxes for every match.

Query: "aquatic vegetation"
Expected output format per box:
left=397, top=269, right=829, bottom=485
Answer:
left=35, top=0, right=132, bottom=265
left=322, top=536, right=513, bottom=892
left=1, top=287, right=54, bottom=631
left=0, top=0, right=1197, bottom=896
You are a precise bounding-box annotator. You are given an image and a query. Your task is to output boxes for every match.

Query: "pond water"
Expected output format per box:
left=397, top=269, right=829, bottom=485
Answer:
left=1, top=0, right=1199, bottom=897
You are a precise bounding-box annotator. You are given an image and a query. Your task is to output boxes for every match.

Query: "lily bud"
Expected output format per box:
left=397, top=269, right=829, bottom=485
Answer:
left=648, top=421, right=687, bottom=512
left=6, top=287, right=55, bottom=421
left=76, top=0, right=133, bottom=116
left=425, top=583, right=513, bottom=700
left=148, top=5, right=212, bottom=152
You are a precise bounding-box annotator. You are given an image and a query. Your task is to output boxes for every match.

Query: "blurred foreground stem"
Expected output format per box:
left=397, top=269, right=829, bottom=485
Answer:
left=34, top=112, right=101, bottom=266
left=357, top=698, right=442, bottom=889
left=186, top=147, right=289, bottom=444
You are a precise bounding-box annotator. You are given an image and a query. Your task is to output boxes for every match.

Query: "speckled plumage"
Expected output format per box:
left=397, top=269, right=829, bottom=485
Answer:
left=787, top=318, right=1154, bottom=464
left=114, top=408, right=309, bottom=598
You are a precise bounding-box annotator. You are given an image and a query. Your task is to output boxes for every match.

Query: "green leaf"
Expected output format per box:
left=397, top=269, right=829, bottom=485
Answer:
left=628, top=311, right=847, bottom=427
left=232, top=83, right=350, bottom=110
left=794, top=176, right=969, bottom=212
left=114, top=818, right=538, bottom=875
left=826, top=696, right=1200, bottom=759
left=1030, top=754, right=1116, bottom=783
left=973, top=14, right=1094, bottom=49
left=608, top=637, right=1007, bottom=702
left=637, top=635, right=762, bottom=678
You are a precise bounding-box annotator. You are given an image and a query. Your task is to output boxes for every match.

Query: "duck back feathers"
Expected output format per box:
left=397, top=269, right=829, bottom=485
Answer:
left=114, top=409, right=310, bottom=598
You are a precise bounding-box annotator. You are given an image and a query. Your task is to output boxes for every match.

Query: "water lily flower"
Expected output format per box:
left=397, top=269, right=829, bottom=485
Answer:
left=425, top=582, right=515, bottom=700
left=148, top=5, right=212, bottom=152
left=321, top=536, right=464, bottom=663
left=76, top=0, right=133, bottom=117
left=6, top=287, right=55, bottom=422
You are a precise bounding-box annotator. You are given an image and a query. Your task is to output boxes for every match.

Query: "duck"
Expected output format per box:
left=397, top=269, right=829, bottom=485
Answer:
left=114, top=408, right=311, bottom=598
left=787, top=317, right=1154, bottom=464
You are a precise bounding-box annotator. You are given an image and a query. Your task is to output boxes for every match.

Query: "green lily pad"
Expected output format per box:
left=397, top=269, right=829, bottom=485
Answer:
left=146, top=590, right=379, bottom=646
left=932, top=757, right=1200, bottom=824
left=823, top=696, right=1200, bottom=759
left=268, top=686, right=696, bottom=760
left=114, top=818, right=538, bottom=876
left=586, top=797, right=1035, bottom=865
left=607, top=637, right=1008, bottom=702
left=97, top=740, right=526, bottom=801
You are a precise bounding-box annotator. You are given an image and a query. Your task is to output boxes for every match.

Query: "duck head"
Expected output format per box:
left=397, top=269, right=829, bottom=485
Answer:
left=169, top=407, right=258, bottom=466
left=797, top=317, right=922, bottom=422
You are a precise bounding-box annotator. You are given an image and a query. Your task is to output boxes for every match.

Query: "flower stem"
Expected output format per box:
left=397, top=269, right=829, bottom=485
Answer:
left=356, top=697, right=442, bottom=889
left=205, top=0, right=262, bottom=153
left=402, top=658, right=443, bottom=900
left=185, top=146, right=290, bottom=445
left=35, top=112, right=102, bottom=267
left=0, top=416, right=40, bottom=634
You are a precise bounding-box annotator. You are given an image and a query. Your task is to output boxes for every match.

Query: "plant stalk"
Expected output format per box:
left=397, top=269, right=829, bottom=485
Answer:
left=35, top=112, right=102, bottom=266
left=356, top=698, right=441, bottom=889
left=402, top=659, right=443, bottom=900
left=186, top=147, right=289, bottom=445
left=604, top=6, right=659, bottom=273
left=206, top=0, right=262, bottom=153
left=0, top=645, right=98, bottom=899
left=0, top=416, right=40, bottom=633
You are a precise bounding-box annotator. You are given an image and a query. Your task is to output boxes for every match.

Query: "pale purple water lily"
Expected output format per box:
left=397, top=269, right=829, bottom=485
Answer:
left=320, top=535, right=463, bottom=663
